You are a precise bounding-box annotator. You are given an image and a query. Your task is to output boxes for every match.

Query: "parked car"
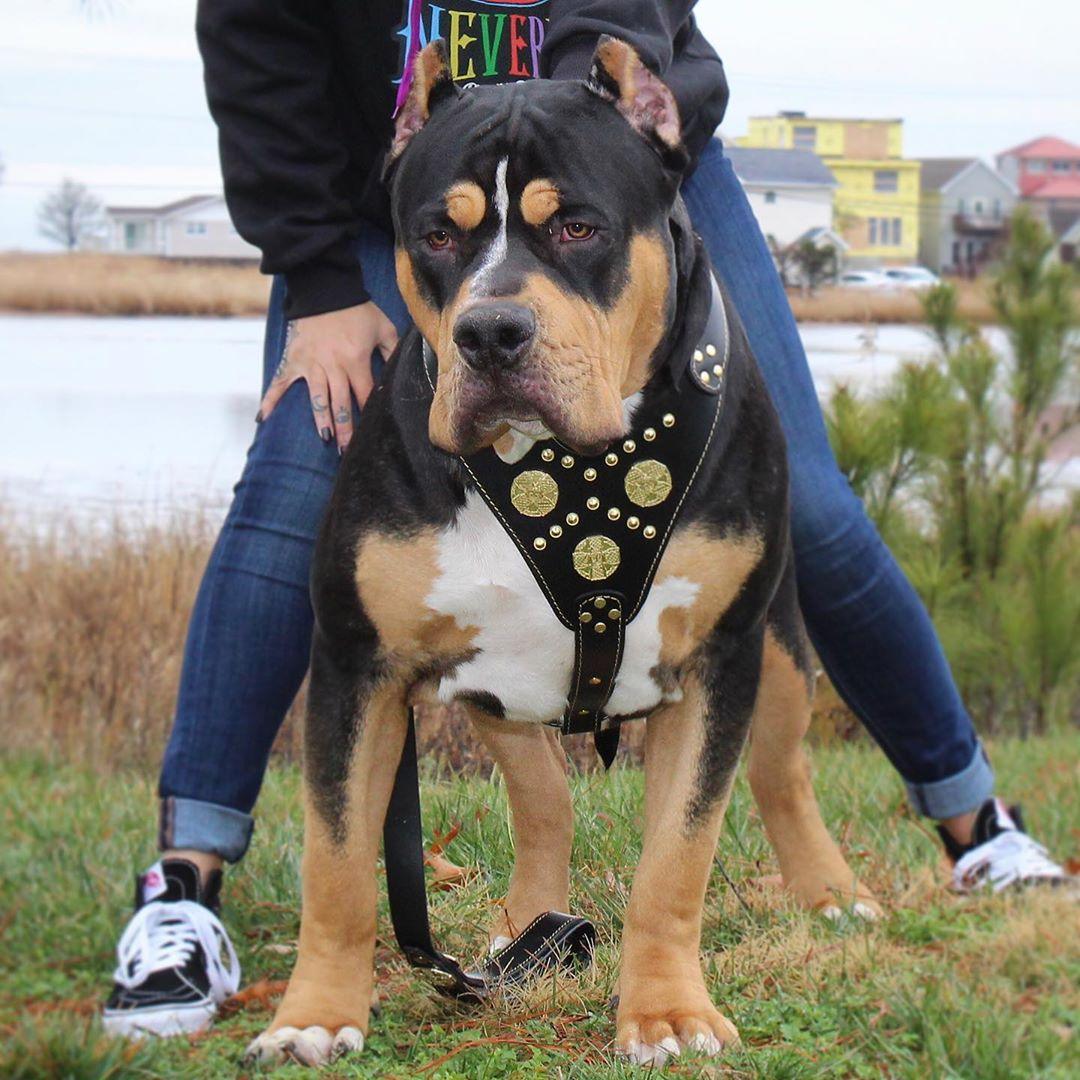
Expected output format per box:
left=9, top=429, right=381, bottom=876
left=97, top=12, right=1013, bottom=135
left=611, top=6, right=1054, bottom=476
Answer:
left=882, top=266, right=941, bottom=290
left=836, top=270, right=893, bottom=290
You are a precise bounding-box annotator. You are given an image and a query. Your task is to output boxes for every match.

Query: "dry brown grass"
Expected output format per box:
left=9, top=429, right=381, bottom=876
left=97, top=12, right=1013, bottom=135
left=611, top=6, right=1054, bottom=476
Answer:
left=787, top=280, right=999, bottom=324
left=0, top=252, right=269, bottom=316
left=0, top=508, right=855, bottom=774
left=0, top=253, right=1021, bottom=325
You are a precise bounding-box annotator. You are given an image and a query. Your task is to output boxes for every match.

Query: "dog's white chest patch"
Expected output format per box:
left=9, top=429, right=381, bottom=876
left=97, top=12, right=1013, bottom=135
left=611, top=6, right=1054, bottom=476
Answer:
left=426, top=491, right=697, bottom=724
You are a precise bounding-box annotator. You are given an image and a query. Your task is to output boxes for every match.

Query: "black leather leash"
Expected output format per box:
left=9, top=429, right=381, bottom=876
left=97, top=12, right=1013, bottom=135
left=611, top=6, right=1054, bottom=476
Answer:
left=382, top=276, right=731, bottom=999
left=383, top=710, right=596, bottom=1000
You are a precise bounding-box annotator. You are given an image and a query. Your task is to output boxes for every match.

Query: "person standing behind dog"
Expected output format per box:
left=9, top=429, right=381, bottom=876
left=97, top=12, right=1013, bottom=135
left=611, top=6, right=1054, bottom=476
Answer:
left=101, top=0, right=1072, bottom=1041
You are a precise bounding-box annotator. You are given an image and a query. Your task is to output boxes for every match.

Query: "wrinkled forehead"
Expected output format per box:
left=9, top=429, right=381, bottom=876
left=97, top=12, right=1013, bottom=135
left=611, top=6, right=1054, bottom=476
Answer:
left=389, top=81, right=670, bottom=230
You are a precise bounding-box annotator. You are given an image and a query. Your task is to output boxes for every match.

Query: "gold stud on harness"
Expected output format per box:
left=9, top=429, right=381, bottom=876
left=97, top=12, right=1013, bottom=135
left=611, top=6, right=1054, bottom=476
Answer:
left=572, top=535, right=621, bottom=581
left=510, top=471, right=559, bottom=517
left=624, top=460, right=673, bottom=508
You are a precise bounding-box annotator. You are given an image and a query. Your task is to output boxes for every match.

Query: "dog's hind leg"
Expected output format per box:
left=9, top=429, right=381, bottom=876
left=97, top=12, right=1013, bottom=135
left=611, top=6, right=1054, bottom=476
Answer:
left=747, top=555, right=881, bottom=918
left=246, top=643, right=408, bottom=1068
left=471, top=714, right=574, bottom=948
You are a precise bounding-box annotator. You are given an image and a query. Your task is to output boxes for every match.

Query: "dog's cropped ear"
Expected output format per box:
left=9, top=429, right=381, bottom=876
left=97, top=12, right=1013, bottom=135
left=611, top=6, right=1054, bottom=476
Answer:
left=386, top=41, right=459, bottom=168
left=587, top=37, right=687, bottom=172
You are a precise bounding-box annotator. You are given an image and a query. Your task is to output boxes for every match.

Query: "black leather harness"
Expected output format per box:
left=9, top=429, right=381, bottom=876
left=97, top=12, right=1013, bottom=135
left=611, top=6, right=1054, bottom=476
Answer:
left=383, top=276, right=731, bottom=998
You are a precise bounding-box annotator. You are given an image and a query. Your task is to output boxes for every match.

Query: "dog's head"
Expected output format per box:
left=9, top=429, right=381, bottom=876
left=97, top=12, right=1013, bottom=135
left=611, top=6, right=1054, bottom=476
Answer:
left=385, top=37, right=689, bottom=456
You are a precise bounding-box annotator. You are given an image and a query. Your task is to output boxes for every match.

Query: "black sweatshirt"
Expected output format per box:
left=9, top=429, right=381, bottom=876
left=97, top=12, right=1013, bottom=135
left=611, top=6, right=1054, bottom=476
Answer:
left=195, top=1, right=727, bottom=319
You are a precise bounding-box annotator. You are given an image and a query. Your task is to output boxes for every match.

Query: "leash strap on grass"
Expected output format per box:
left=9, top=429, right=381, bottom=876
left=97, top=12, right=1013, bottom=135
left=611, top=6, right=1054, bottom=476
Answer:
left=383, top=709, right=596, bottom=1001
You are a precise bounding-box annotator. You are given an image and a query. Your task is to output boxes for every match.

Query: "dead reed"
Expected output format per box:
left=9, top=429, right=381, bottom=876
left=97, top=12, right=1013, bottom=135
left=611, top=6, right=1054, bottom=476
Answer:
left=786, top=280, right=1000, bottom=324
left=0, top=507, right=644, bottom=773
left=0, top=253, right=269, bottom=317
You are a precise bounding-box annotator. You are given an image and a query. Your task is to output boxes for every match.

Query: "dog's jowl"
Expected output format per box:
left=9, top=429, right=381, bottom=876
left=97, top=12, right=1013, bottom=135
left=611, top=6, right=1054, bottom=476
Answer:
left=246, top=37, right=880, bottom=1069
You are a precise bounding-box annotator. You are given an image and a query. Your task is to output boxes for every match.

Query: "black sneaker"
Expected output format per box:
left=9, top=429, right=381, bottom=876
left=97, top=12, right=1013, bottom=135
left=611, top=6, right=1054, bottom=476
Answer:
left=938, top=798, right=1076, bottom=894
left=103, top=858, right=240, bottom=1038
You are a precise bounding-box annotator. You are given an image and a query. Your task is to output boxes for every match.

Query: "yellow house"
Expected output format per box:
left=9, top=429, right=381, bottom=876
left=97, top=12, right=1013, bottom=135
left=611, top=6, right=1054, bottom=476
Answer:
left=740, top=112, right=921, bottom=264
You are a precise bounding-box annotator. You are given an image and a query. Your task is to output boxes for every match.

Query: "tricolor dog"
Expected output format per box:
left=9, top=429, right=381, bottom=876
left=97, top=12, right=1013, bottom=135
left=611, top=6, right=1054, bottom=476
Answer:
left=246, top=37, right=880, bottom=1068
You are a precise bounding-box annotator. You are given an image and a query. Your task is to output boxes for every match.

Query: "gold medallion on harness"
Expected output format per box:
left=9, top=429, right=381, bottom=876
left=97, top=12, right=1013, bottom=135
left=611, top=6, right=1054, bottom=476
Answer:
left=510, top=471, right=559, bottom=517
left=572, top=535, right=621, bottom=581
left=624, top=460, right=673, bottom=508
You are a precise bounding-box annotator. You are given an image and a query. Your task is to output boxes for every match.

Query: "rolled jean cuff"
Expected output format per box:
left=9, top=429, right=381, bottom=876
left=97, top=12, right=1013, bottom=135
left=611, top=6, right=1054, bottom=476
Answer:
left=159, top=795, right=255, bottom=863
left=904, top=743, right=995, bottom=820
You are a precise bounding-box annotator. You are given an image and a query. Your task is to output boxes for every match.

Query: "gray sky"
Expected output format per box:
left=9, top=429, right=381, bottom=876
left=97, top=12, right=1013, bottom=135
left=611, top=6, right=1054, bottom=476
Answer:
left=3, top=0, right=1078, bottom=250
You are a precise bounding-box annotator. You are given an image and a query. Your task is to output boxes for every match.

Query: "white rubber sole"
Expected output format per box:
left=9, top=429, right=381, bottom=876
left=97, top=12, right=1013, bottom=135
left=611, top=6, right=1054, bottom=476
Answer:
left=102, top=999, right=216, bottom=1039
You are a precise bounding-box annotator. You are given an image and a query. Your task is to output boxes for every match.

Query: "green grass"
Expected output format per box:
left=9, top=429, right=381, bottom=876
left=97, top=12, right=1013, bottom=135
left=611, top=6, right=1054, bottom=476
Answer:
left=2, top=735, right=1078, bottom=1078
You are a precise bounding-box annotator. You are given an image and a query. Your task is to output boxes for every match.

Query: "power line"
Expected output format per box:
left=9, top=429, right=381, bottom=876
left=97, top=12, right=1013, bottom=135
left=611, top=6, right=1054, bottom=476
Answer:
left=0, top=102, right=209, bottom=124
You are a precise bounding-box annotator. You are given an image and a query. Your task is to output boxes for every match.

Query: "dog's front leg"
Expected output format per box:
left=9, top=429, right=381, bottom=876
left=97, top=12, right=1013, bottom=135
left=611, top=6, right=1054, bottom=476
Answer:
left=471, top=715, right=574, bottom=946
left=616, top=638, right=761, bottom=1066
left=246, top=658, right=408, bottom=1068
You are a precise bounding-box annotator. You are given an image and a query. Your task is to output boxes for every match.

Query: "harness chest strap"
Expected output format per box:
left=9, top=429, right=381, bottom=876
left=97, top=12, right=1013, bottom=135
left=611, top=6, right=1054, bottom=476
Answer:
left=458, top=275, right=730, bottom=761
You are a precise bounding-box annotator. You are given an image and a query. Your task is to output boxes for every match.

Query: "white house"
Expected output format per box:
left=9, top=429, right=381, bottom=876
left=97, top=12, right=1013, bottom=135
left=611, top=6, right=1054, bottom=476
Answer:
left=105, top=194, right=259, bottom=260
left=723, top=147, right=837, bottom=247
left=917, top=158, right=1018, bottom=274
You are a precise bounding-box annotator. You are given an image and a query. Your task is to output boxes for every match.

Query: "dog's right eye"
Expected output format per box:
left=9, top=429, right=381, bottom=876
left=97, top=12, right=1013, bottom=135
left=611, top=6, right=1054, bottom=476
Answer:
left=426, top=230, right=453, bottom=250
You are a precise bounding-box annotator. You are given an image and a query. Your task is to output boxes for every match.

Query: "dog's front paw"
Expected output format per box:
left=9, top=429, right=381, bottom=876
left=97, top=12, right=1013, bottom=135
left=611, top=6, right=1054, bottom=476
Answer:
left=244, top=1024, right=364, bottom=1068
left=616, top=986, right=738, bottom=1067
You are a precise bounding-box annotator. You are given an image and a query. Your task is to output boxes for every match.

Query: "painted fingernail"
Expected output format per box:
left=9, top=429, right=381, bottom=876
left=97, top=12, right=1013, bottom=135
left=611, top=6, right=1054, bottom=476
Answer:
left=320, top=427, right=332, bottom=443
left=255, top=410, right=264, bottom=423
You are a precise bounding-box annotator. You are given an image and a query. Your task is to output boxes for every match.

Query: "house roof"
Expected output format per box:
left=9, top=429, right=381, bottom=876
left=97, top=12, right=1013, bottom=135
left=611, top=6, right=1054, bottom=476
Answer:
left=724, top=147, right=837, bottom=188
left=106, top=194, right=221, bottom=218
left=753, top=112, right=903, bottom=125
left=797, top=225, right=850, bottom=252
left=1027, top=176, right=1080, bottom=200
left=918, top=158, right=1018, bottom=196
left=1048, top=206, right=1080, bottom=239
left=998, top=135, right=1080, bottom=161
left=918, top=158, right=975, bottom=191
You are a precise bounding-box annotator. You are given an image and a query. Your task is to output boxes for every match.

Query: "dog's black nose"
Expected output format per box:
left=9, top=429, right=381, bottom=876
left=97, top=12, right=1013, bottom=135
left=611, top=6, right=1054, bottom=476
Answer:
left=453, top=303, right=535, bottom=373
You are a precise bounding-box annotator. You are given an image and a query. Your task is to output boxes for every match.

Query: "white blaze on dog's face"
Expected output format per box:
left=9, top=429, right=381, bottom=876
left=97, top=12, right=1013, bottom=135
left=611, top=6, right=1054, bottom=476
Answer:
left=385, top=38, right=689, bottom=456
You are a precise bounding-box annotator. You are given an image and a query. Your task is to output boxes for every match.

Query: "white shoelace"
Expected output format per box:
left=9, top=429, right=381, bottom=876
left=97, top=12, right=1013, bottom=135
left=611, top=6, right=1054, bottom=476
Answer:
left=113, top=900, right=241, bottom=1004
left=953, top=830, right=1066, bottom=893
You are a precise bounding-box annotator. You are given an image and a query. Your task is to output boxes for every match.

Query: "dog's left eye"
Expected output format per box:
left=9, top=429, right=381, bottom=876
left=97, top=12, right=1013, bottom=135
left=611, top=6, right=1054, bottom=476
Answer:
left=560, top=223, right=596, bottom=242
left=426, top=230, right=453, bottom=250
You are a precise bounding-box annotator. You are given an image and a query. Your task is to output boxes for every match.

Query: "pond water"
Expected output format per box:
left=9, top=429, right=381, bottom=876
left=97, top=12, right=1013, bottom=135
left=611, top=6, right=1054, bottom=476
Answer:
left=0, top=314, right=1066, bottom=524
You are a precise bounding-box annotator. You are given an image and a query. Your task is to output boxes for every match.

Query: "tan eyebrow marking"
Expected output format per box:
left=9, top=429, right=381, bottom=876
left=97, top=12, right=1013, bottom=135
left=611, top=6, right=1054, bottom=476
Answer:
left=445, top=181, right=486, bottom=231
left=520, top=179, right=560, bottom=226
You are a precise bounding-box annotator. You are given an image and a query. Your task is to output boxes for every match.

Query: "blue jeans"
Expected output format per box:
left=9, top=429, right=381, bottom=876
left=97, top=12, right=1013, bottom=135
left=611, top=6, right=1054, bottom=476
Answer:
left=158, top=140, right=993, bottom=861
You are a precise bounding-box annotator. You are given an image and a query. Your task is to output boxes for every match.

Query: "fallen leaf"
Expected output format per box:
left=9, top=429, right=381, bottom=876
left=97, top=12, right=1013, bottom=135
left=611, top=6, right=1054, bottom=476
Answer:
left=425, top=851, right=474, bottom=890
left=219, top=978, right=288, bottom=1017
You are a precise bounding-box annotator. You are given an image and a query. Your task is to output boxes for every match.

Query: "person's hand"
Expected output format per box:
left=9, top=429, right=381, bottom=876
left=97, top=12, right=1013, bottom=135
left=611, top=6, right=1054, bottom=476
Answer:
left=257, top=301, right=400, bottom=453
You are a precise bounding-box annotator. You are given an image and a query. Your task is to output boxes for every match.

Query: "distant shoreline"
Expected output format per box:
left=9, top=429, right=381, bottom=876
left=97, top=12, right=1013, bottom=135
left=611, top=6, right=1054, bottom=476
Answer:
left=0, top=251, right=1009, bottom=325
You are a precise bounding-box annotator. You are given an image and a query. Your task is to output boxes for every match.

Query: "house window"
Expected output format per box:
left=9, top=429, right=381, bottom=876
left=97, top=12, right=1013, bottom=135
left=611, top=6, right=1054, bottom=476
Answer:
left=892, top=218, right=902, bottom=245
left=869, top=218, right=878, bottom=245
left=1052, top=160, right=1071, bottom=173
left=185, top=222, right=208, bottom=236
left=123, top=222, right=139, bottom=250
left=764, top=191, right=777, bottom=204
left=993, top=198, right=1002, bottom=219
left=874, top=170, right=899, bottom=194
left=793, top=125, right=817, bottom=151
left=1028, top=159, right=1046, bottom=173
left=973, top=199, right=985, bottom=215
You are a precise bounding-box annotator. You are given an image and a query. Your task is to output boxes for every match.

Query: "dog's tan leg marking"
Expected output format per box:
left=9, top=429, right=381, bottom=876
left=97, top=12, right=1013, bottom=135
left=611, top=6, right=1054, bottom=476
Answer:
left=748, top=633, right=881, bottom=918
left=471, top=716, right=573, bottom=945
left=616, top=682, right=740, bottom=1066
left=246, top=684, right=408, bottom=1068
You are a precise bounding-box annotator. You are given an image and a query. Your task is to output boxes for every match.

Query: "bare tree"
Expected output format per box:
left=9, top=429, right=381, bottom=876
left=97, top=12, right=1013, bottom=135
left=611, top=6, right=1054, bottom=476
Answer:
left=37, top=178, right=105, bottom=250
